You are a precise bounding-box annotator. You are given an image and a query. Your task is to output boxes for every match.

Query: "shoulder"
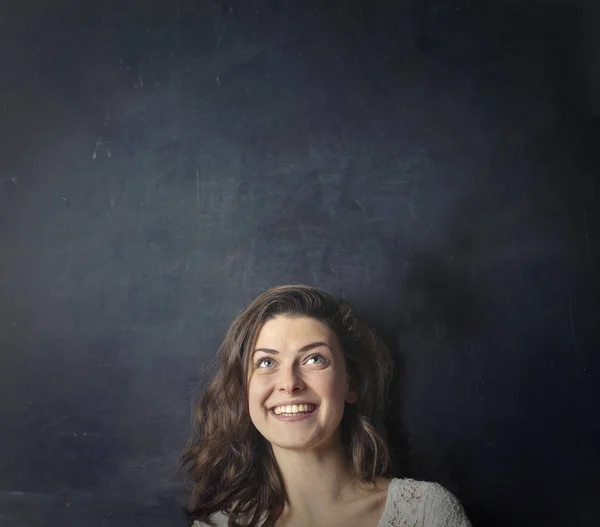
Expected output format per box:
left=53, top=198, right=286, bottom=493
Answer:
left=384, top=478, right=471, bottom=527
left=191, top=511, right=229, bottom=527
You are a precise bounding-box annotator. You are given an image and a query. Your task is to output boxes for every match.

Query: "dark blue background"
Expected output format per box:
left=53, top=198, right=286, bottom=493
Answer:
left=1, top=1, right=599, bottom=525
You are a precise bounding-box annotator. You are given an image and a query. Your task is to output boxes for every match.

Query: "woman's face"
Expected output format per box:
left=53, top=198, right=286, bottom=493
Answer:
left=247, top=315, right=357, bottom=453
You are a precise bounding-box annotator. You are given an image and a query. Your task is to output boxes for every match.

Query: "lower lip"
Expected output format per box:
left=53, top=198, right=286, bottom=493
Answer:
left=270, top=407, right=318, bottom=421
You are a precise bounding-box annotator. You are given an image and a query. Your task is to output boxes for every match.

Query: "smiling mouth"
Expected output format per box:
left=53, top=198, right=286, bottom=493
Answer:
left=269, top=404, right=318, bottom=417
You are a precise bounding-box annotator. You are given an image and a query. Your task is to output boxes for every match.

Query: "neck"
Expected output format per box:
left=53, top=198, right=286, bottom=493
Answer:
left=271, top=434, right=360, bottom=522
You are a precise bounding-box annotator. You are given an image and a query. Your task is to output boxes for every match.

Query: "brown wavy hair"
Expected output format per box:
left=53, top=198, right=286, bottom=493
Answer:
left=180, top=284, right=395, bottom=527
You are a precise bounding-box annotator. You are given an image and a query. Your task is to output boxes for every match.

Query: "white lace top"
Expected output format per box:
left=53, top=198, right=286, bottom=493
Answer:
left=192, top=478, right=472, bottom=526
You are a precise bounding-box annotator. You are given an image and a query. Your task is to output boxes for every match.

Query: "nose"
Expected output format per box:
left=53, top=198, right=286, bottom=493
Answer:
left=277, top=364, right=305, bottom=394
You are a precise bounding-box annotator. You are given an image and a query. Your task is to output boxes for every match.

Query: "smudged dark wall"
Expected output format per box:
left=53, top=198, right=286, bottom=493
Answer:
left=0, top=1, right=598, bottom=525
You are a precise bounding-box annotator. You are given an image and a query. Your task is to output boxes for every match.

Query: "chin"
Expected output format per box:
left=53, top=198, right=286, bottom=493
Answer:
left=270, top=441, right=319, bottom=453
left=270, top=432, right=335, bottom=453
left=261, top=430, right=316, bottom=449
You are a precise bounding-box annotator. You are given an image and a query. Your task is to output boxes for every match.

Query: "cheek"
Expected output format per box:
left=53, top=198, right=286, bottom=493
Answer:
left=318, top=374, right=348, bottom=409
left=331, top=368, right=349, bottom=393
left=247, top=378, right=268, bottom=409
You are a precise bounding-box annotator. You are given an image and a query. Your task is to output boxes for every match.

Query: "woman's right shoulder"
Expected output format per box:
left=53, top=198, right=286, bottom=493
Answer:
left=192, top=511, right=229, bottom=527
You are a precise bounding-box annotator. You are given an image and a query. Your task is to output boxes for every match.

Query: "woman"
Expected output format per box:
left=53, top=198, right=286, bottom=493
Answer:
left=180, top=284, right=471, bottom=526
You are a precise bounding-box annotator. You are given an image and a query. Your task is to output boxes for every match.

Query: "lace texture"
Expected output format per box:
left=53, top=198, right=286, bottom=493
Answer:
left=193, top=478, right=471, bottom=527
left=378, top=479, right=472, bottom=527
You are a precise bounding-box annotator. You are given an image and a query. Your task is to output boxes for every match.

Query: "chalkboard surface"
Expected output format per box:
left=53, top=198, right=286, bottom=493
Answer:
left=1, top=1, right=598, bottom=526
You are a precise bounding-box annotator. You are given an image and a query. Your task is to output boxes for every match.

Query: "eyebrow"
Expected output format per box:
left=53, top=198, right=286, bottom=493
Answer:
left=252, top=341, right=332, bottom=357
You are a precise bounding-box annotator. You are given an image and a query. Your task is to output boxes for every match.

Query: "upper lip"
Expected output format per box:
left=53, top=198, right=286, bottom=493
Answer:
left=269, top=401, right=317, bottom=409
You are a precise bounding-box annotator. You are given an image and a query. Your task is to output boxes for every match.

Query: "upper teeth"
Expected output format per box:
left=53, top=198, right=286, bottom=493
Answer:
left=272, top=404, right=315, bottom=415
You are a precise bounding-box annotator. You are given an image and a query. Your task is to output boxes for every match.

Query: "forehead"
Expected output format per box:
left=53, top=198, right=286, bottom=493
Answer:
left=254, top=315, right=337, bottom=348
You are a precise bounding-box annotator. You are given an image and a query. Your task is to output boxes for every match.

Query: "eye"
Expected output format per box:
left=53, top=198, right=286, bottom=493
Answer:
left=306, top=354, right=327, bottom=365
left=254, top=357, right=274, bottom=369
